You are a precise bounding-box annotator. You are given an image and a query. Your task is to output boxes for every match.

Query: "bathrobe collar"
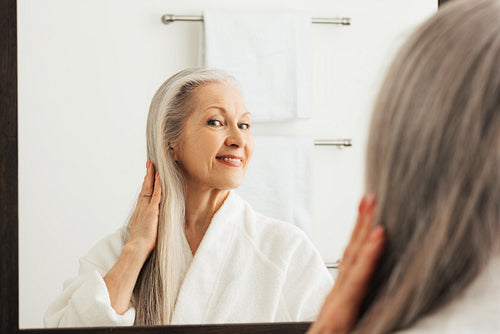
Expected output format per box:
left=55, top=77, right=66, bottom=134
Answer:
left=171, top=191, right=242, bottom=324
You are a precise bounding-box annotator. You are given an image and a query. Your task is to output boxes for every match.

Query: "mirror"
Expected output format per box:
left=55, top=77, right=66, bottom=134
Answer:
left=2, top=0, right=437, bottom=332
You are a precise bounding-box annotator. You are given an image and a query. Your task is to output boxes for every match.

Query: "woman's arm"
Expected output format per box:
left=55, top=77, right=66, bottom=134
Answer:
left=103, top=160, right=162, bottom=315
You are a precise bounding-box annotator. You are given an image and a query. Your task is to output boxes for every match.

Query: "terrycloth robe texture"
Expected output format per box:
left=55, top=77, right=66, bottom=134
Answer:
left=44, top=191, right=332, bottom=327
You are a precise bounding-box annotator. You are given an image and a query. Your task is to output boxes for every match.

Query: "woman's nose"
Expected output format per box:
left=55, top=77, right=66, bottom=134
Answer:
left=225, top=125, right=245, bottom=148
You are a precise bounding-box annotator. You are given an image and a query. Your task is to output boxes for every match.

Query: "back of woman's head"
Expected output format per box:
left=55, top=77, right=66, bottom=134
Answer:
left=131, top=68, right=239, bottom=325
left=360, top=0, right=500, bottom=332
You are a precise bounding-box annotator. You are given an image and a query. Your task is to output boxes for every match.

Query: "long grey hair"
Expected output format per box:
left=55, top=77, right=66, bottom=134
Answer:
left=358, top=0, right=500, bottom=332
left=124, top=68, right=238, bottom=325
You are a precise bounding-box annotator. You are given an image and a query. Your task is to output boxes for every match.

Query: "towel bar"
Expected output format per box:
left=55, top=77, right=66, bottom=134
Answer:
left=314, top=139, right=352, bottom=147
left=326, top=261, right=340, bottom=269
left=162, top=14, right=351, bottom=26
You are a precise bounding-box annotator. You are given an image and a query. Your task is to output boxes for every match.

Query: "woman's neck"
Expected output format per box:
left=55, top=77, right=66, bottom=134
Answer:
left=183, top=185, right=229, bottom=254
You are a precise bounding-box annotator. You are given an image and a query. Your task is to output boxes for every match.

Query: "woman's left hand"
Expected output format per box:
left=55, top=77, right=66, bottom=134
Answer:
left=307, top=195, right=385, bottom=334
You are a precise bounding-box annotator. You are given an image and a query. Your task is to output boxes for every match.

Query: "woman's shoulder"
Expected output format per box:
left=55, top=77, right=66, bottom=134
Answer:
left=232, top=192, right=320, bottom=266
left=233, top=192, right=309, bottom=239
left=254, top=210, right=310, bottom=243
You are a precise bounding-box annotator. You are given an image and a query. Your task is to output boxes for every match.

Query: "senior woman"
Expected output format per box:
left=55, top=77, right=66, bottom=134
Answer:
left=44, top=68, right=334, bottom=327
left=309, top=0, right=500, bottom=333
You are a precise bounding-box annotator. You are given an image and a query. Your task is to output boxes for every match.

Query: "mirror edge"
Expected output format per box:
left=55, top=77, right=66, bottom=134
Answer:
left=1, top=0, right=19, bottom=333
left=12, top=323, right=312, bottom=334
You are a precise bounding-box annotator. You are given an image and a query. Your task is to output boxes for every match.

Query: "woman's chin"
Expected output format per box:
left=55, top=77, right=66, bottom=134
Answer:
left=215, top=179, right=244, bottom=191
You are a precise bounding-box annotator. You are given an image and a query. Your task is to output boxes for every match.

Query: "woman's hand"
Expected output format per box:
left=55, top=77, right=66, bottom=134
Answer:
left=307, top=195, right=385, bottom=334
left=127, top=159, right=162, bottom=258
left=104, top=160, right=162, bottom=315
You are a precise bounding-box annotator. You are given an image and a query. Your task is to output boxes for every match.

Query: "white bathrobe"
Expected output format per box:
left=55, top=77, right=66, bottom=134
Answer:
left=44, top=191, right=333, bottom=327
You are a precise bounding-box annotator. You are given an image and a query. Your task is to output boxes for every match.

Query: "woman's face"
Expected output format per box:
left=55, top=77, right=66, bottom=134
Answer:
left=173, top=82, right=254, bottom=192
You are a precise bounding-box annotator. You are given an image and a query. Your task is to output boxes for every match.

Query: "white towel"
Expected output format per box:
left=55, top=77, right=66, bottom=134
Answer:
left=236, top=136, right=314, bottom=238
left=203, top=10, right=313, bottom=122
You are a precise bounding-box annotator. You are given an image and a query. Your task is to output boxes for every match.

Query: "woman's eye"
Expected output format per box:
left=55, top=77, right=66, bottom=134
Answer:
left=238, top=123, right=250, bottom=130
left=207, top=119, right=222, bottom=126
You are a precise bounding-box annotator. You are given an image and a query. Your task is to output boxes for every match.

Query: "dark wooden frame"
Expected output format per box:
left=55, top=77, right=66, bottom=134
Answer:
left=1, top=0, right=443, bottom=333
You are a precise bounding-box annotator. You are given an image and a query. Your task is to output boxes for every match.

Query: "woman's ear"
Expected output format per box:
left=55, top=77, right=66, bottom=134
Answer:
left=168, top=142, right=179, bottom=162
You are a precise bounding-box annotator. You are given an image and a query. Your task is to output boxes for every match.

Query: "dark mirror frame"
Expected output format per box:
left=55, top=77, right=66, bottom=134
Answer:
left=1, top=0, right=444, bottom=333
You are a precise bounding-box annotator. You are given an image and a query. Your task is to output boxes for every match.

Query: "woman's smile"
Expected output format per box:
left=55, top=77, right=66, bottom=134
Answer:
left=216, top=155, right=243, bottom=167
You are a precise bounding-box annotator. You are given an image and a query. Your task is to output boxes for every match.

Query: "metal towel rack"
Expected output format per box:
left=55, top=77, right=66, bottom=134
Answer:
left=162, top=14, right=351, bottom=26
left=314, top=139, right=351, bottom=147
left=326, top=260, right=340, bottom=269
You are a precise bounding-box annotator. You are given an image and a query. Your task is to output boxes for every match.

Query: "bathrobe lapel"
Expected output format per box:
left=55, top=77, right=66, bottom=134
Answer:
left=171, top=192, right=241, bottom=324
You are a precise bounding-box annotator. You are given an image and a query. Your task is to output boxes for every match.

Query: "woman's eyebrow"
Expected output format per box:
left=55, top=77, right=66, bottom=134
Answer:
left=241, top=112, right=251, bottom=118
left=204, top=106, right=227, bottom=114
left=204, top=107, right=251, bottom=118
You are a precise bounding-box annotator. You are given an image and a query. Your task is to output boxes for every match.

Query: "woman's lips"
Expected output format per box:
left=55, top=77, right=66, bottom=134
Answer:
left=216, top=155, right=243, bottom=167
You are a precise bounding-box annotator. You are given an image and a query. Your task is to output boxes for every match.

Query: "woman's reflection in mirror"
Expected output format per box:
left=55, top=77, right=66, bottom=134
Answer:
left=44, top=68, right=334, bottom=327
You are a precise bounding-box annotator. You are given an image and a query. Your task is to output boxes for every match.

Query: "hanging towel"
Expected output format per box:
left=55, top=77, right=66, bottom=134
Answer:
left=203, top=10, right=313, bottom=122
left=236, top=136, right=314, bottom=238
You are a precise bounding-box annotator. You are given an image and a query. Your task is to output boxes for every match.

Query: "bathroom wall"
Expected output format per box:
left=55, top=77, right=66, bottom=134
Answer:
left=18, top=0, right=436, bottom=328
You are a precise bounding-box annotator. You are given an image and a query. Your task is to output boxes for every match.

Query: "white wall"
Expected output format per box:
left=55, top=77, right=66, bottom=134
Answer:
left=18, top=0, right=436, bottom=328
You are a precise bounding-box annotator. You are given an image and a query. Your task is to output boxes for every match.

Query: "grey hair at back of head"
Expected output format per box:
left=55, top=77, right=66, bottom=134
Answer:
left=358, top=0, right=500, bottom=332
left=124, top=68, right=239, bottom=325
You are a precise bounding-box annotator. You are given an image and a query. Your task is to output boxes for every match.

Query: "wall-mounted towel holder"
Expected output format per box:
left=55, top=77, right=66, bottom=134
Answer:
left=314, top=139, right=351, bottom=147
left=162, top=14, right=351, bottom=26
left=326, top=260, right=340, bottom=269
